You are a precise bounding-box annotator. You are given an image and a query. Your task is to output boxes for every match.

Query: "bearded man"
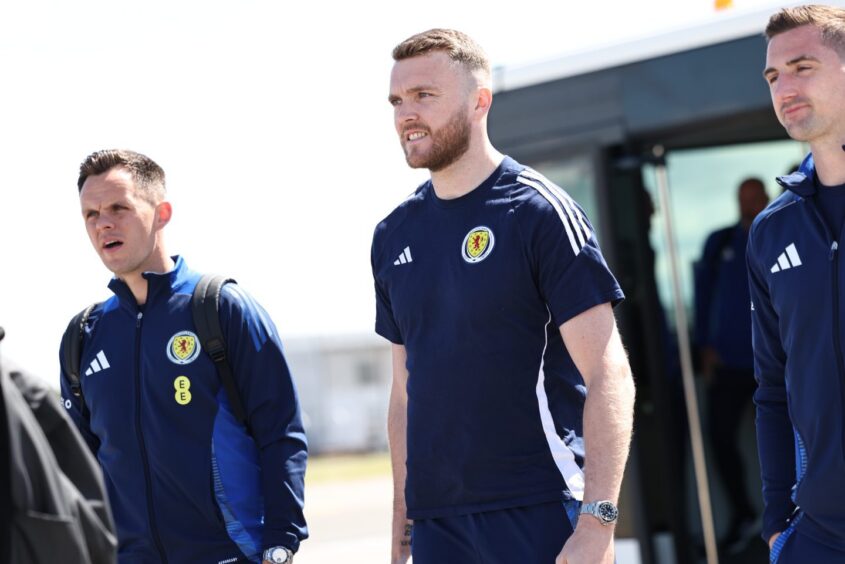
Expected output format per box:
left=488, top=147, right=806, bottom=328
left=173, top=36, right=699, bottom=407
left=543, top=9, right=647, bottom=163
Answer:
left=371, top=29, right=635, bottom=564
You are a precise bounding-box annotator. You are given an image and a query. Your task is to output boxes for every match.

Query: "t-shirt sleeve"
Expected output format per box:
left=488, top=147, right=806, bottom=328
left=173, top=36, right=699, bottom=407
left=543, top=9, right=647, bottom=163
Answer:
left=371, top=225, right=404, bottom=344
left=518, top=188, right=624, bottom=328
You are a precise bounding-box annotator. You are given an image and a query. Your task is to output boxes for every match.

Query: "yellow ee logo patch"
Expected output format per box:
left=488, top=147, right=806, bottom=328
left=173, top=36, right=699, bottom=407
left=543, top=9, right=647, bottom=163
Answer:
left=461, top=226, right=495, bottom=264
left=174, top=376, right=192, bottom=405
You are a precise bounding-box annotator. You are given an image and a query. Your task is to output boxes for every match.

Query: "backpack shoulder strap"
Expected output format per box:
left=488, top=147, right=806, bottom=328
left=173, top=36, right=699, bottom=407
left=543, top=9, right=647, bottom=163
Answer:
left=191, top=274, right=249, bottom=431
left=61, top=303, right=98, bottom=400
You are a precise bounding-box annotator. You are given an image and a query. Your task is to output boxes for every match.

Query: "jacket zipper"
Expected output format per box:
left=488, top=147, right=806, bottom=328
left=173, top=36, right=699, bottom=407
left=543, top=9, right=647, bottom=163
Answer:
left=831, top=240, right=845, bottom=462
left=792, top=430, right=809, bottom=502
left=134, top=311, right=169, bottom=563
left=809, top=198, right=845, bottom=463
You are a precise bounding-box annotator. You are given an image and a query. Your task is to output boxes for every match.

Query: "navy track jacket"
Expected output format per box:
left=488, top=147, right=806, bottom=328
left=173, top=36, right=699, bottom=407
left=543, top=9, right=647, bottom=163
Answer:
left=748, top=154, right=845, bottom=549
left=694, top=223, right=754, bottom=370
left=60, top=257, right=307, bottom=563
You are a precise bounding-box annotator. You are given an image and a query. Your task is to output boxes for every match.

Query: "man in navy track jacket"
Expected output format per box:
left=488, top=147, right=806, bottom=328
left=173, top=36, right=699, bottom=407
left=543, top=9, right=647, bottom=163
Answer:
left=60, top=149, right=307, bottom=564
left=750, top=6, right=845, bottom=562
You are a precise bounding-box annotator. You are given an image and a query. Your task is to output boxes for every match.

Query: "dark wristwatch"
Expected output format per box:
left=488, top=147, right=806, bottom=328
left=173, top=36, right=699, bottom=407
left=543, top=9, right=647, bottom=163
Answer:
left=263, top=546, right=293, bottom=563
left=580, top=500, right=619, bottom=525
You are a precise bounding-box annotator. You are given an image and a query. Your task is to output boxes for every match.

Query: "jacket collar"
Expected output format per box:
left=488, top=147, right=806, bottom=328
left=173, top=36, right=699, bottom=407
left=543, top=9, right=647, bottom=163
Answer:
left=776, top=153, right=816, bottom=198
left=108, top=255, right=191, bottom=308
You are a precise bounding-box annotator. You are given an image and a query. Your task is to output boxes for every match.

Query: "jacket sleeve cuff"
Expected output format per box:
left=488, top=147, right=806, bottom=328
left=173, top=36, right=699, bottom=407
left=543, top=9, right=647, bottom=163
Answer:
left=263, top=531, right=302, bottom=554
left=761, top=506, right=793, bottom=543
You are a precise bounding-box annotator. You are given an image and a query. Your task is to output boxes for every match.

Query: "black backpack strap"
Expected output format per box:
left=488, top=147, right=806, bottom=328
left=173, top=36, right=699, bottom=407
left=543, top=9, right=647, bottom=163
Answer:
left=61, top=303, right=98, bottom=401
left=191, top=274, right=250, bottom=431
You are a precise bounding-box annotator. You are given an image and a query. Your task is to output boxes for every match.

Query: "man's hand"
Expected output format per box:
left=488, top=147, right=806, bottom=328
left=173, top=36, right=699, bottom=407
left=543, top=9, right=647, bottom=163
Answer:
left=556, top=519, right=614, bottom=564
left=769, top=532, right=781, bottom=550
left=391, top=518, right=412, bottom=564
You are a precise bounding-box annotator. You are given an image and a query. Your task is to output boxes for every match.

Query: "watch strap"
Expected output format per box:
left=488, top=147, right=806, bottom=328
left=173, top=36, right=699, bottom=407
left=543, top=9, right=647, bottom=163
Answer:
left=262, top=546, right=293, bottom=563
left=579, top=500, right=618, bottom=524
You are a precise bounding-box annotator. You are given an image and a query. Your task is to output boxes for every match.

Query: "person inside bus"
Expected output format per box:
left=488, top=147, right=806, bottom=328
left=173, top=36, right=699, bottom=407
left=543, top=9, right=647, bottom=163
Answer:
left=694, top=177, right=768, bottom=554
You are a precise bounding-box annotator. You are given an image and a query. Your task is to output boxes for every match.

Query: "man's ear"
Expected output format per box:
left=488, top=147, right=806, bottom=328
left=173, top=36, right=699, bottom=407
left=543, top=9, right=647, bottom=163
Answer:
left=155, top=201, right=173, bottom=230
left=474, top=86, right=493, bottom=118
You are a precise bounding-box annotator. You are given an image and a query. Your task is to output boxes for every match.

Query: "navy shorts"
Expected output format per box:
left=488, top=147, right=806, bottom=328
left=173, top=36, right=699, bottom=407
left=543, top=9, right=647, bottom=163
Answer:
left=411, top=500, right=580, bottom=564
left=770, top=514, right=845, bottom=564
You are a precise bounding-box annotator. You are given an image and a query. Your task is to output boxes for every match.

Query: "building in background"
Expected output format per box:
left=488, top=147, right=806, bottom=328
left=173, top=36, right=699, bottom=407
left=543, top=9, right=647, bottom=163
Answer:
left=285, top=334, right=391, bottom=454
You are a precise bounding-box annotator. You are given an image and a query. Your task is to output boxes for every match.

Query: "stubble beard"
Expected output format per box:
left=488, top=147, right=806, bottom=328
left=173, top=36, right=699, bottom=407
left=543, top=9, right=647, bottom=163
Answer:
left=781, top=102, right=827, bottom=143
left=101, top=251, right=142, bottom=279
left=784, top=118, right=817, bottom=143
left=99, top=238, right=157, bottom=280
left=403, top=108, right=471, bottom=173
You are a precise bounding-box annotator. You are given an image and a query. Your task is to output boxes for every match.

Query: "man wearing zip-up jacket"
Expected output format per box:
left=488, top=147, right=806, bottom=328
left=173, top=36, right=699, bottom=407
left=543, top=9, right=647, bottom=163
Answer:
left=749, top=6, right=845, bottom=562
left=59, top=149, right=307, bottom=564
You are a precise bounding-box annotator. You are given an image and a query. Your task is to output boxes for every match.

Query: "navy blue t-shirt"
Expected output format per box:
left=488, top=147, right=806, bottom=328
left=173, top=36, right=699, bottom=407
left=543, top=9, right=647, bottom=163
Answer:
left=371, top=157, right=624, bottom=519
left=814, top=177, right=845, bottom=238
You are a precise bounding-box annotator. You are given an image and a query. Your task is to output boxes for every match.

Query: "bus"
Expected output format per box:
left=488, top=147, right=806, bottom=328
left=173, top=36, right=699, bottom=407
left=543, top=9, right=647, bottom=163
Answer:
left=489, top=5, right=814, bottom=563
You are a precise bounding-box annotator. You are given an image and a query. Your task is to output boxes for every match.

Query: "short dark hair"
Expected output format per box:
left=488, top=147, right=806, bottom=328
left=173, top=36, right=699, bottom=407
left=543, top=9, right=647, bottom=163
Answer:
left=77, top=149, right=166, bottom=204
left=739, top=177, right=765, bottom=190
left=392, top=28, right=490, bottom=77
left=766, top=4, right=845, bottom=55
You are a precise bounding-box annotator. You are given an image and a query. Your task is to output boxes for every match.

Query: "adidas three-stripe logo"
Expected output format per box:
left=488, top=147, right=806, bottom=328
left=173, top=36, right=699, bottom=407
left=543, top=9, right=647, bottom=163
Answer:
left=85, top=350, right=111, bottom=376
left=394, top=246, right=413, bottom=265
left=770, top=243, right=802, bottom=273
left=517, top=168, right=593, bottom=256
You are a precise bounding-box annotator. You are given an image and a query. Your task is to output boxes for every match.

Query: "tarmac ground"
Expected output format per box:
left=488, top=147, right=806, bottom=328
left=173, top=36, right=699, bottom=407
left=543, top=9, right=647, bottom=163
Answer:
left=295, top=455, right=643, bottom=564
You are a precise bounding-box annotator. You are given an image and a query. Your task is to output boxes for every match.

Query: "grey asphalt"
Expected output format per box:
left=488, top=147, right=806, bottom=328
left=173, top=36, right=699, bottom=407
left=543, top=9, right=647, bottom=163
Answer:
left=295, top=474, right=642, bottom=563
left=296, top=476, right=392, bottom=563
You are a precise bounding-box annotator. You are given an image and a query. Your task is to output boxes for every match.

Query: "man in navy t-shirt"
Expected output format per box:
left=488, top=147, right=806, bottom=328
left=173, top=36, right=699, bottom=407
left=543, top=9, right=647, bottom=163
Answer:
left=372, top=29, right=635, bottom=564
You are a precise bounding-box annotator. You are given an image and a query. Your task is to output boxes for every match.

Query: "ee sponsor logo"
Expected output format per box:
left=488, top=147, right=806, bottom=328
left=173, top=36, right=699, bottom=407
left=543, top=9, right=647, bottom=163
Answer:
left=174, top=375, right=192, bottom=405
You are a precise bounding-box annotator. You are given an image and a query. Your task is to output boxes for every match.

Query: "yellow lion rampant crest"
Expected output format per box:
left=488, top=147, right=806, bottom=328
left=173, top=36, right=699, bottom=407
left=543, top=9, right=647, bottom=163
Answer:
left=166, top=331, right=201, bottom=365
left=462, top=226, right=495, bottom=263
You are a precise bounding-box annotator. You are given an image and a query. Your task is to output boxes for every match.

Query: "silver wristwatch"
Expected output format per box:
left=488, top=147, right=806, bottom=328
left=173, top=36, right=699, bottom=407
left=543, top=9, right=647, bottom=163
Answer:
left=579, top=500, right=619, bottom=525
left=263, top=546, right=293, bottom=563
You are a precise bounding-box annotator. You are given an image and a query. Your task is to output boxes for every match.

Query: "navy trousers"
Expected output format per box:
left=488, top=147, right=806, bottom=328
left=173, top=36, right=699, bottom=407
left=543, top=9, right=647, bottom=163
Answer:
left=771, top=516, right=845, bottom=564
left=412, top=500, right=580, bottom=564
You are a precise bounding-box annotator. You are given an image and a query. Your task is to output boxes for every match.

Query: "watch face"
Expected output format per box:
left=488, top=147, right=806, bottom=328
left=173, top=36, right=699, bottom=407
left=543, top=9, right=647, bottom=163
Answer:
left=598, top=502, right=618, bottom=523
left=270, top=548, right=289, bottom=563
